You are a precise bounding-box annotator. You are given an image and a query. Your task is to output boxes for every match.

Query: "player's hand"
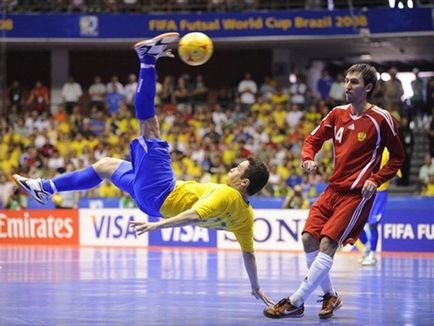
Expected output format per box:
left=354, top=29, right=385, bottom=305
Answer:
left=129, top=221, right=158, bottom=235
left=301, top=160, right=317, bottom=174
left=361, top=180, right=378, bottom=199
left=251, top=288, right=275, bottom=306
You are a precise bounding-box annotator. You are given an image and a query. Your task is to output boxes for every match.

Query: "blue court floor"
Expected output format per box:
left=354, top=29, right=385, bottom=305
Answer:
left=0, top=246, right=433, bottom=326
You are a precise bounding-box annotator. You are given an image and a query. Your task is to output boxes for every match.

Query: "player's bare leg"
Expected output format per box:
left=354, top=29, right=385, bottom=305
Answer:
left=319, top=236, right=338, bottom=258
left=302, top=232, right=320, bottom=253
left=139, top=117, right=160, bottom=139
left=92, top=157, right=124, bottom=180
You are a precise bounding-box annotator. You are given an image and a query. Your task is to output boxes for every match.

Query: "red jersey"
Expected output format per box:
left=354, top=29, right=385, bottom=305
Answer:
left=302, top=104, right=404, bottom=191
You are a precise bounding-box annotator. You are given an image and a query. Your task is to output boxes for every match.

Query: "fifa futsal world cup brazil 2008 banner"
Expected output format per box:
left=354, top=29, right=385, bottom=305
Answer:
left=0, top=8, right=433, bottom=39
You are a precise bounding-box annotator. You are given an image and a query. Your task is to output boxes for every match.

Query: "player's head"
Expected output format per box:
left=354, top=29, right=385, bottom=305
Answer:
left=345, top=63, right=377, bottom=100
left=227, top=158, right=269, bottom=196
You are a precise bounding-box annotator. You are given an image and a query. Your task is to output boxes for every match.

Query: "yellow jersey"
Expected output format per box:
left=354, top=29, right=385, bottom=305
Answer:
left=160, top=180, right=254, bottom=252
left=99, top=182, right=121, bottom=197
left=378, top=148, right=402, bottom=191
left=423, top=184, right=434, bottom=196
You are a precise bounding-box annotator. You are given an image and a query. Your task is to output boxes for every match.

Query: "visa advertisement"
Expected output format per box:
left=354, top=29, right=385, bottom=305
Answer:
left=148, top=225, right=217, bottom=248
left=79, top=209, right=148, bottom=247
left=1, top=8, right=432, bottom=39
left=218, top=209, right=308, bottom=251
left=0, top=209, right=79, bottom=245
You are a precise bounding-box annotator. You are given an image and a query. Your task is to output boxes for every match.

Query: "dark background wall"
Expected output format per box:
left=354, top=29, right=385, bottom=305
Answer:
left=6, top=51, right=51, bottom=89
left=5, top=49, right=272, bottom=89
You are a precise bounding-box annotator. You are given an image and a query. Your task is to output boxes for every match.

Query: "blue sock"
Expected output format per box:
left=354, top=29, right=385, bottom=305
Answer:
left=370, top=227, right=379, bottom=252
left=359, top=230, right=367, bottom=244
left=41, top=166, right=102, bottom=194
left=135, top=55, right=157, bottom=120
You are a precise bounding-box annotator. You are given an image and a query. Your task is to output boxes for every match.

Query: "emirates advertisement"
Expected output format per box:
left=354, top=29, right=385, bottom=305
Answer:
left=0, top=210, right=79, bottom=245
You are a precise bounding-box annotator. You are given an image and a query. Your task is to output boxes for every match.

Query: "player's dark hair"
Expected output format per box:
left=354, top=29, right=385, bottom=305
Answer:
left=346, top=63, right=378, bottom=99
left=242, top=157, right=270, bottom=196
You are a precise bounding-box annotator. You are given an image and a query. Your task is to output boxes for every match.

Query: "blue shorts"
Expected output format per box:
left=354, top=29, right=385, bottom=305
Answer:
left=111, top=137, right=175, bottom=217
left=367, top=190, right=388, bottom=225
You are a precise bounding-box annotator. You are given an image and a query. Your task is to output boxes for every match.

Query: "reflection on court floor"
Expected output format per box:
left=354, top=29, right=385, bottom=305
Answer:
left=0, top=246, right=433, bottom=325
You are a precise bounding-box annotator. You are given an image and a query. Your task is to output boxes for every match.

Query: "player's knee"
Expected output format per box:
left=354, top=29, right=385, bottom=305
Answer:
left=93, top=157, right=121, bottom=179
left=302, top=232, right=319, bottom=251
left=319, top=236, right=338, bottom=257
left=302, top=232, right=313, bottom=243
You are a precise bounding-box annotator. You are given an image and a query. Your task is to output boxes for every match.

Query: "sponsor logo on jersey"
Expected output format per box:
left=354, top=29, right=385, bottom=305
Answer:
left=357, top=132, right=367, bottom=141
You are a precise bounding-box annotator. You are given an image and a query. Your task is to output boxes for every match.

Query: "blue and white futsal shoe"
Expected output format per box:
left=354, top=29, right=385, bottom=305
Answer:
left=13, top=174, right=51, bottom=205
left=134, top=32, right=180, bottom=59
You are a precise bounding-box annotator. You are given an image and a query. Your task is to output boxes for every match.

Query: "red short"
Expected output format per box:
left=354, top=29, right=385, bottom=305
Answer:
left=303, top=186, right=375, bottom=246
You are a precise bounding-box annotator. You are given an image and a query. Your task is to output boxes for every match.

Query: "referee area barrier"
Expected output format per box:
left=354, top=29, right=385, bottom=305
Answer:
left=1, top=197, right=433, bottom=252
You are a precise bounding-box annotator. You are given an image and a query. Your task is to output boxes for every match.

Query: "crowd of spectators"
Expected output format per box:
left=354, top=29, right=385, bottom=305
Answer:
left=1, top=0, right=405, bottom=13
left=1, top=66, right=434, bottom=209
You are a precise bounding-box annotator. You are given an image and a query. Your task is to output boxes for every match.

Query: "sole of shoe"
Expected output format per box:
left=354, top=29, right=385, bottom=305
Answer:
left=13, top=174, right=31, bottom=191
left=358, top=257, right=367, bottom=264
left=13, top=174, right=46, bottom=205
left=319, top=302, right=342, bottom=319
left=134, top=32, right=180, bottom=50
left=263, top=312, right=304, bottom=319
left=263, top=308, right=304, bottom=319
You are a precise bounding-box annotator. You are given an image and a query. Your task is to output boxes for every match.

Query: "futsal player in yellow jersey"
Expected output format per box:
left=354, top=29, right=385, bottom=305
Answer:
left=14, top=33, right=273, bottom=306
left=358, top=148, right=401, bottom=266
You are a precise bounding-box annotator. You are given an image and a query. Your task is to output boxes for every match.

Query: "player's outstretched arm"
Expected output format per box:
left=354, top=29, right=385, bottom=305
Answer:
left=242, top=251, right=275, bottom=306
left=130, top=209, right=201, bottom=235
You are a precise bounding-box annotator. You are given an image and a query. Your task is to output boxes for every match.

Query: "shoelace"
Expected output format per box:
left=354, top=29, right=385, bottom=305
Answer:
left=157, top=49, right=174, bottom=59
left=317, top=294, right=330, bottom=303
left=275, top=298, right=290, bottom=307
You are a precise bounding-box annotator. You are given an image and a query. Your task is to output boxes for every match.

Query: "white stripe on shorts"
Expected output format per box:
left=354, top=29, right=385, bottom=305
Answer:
left=338, top=197, right=368, bottom=246
left=138, top=136, right=148, bottom=153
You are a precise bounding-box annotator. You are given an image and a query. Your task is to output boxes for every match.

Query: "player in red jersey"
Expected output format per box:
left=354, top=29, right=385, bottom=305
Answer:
left=264, top=63, right=404, bottom=320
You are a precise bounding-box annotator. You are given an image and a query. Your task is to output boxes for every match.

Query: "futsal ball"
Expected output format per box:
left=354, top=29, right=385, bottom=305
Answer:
left=178, top=32, right=213, bottom=66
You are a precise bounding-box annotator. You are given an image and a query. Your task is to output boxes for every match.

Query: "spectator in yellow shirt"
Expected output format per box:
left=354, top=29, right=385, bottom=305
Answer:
left=251, top=95, right=271, bottom=115
left=270, top=87, right=289, bottom=106
left=99, top=179, right=121, bottom=197
left=423, top=175, right=434, bottom=196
